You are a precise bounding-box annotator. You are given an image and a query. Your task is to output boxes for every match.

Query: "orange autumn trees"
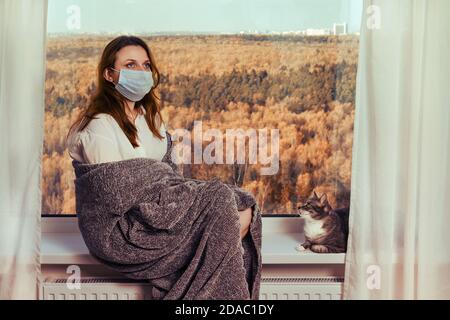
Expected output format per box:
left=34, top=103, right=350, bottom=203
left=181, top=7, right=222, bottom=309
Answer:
left=42, top=34, right=358, bottom=215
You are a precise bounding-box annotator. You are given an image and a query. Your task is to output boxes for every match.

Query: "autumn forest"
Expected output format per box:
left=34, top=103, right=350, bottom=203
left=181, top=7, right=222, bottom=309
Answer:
left=42, top=34, right=358, bottom=215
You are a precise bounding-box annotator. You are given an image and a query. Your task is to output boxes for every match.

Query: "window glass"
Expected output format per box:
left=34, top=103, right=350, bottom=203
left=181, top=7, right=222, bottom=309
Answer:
left=43, top=0, right=362, bottom=215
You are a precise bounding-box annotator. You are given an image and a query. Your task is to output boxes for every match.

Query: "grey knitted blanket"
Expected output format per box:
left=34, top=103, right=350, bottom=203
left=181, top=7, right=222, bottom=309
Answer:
left=71, top=132, right=262, bottom=300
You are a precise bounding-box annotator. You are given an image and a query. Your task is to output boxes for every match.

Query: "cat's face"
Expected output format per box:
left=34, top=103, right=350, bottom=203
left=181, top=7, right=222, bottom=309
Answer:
left=298, top=191, right=332, bottom=220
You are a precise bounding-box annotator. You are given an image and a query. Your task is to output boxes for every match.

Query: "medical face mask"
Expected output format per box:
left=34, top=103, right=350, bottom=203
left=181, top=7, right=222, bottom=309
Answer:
left=111, top=68, right=154, bottom=102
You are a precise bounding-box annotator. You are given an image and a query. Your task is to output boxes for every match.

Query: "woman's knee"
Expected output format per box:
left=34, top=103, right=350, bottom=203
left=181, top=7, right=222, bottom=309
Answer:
left=239, top=207, right=252, bottom=238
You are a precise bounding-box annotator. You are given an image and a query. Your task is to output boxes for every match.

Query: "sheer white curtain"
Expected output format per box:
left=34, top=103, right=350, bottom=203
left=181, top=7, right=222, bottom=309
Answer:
left=0, top=0, right=48, bottom=299
left=344, top=0, right=450, bottom=299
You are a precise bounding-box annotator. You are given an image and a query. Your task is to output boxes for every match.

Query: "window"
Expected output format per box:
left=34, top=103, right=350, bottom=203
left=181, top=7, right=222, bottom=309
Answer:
left=42, top=0, right=362, bottom=215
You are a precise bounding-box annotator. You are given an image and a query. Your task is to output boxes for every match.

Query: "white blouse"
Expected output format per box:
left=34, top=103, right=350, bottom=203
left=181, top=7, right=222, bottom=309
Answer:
left=66, top=107, right=168, bottom=164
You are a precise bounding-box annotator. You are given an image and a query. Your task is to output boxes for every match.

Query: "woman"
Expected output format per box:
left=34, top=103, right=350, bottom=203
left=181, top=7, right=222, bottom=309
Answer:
left=66, top=35, right=252, bottom=239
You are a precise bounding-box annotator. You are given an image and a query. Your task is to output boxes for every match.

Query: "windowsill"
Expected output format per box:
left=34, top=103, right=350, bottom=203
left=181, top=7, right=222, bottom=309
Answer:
left=261, top=232, right=345, bottom=264
left=41, top=217, right=346, bottom=265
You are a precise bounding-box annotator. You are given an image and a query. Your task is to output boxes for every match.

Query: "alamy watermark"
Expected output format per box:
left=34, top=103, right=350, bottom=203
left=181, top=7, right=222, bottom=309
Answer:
left=366, top=264, right=381, bottom=290
left=366, top=5, right=381, bottom=30
left=66, top=265, right=81, bottom=290
left=66, top=5, right=81, bottom=31
left=171, top=121, right=280, bottom=176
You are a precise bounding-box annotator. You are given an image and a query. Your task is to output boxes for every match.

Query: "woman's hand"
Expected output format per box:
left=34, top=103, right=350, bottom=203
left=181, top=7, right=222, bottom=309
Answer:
left=238, top=207, right=253, bottom=239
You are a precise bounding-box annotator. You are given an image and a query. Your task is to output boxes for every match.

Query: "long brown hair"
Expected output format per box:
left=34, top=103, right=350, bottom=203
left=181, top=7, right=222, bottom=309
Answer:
left=66, top=36, right=164, bottom=148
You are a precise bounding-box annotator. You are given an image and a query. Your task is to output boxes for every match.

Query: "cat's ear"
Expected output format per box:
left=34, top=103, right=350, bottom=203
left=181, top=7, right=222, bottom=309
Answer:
left=319, top=193, right=328, bottom=205
left=312, top=190, right=319, bottom=199
left=320, top=193, right=332, bottom=212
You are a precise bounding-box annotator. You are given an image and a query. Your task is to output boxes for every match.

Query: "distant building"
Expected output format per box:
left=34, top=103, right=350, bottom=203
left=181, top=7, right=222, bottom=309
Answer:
left=333, top=23, right=348, bottom=35
left=281, top=30, right=305, bottom=35
left=305, top=28, right=331, bottom=36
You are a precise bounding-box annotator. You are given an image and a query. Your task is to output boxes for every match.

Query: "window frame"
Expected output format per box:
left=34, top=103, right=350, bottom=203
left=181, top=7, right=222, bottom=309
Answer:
left=43, top=1, right=362, bottom=218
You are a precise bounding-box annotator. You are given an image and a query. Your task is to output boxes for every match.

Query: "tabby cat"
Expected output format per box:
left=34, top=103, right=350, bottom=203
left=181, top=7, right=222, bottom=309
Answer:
left=296, top=191, right=349, bottom=253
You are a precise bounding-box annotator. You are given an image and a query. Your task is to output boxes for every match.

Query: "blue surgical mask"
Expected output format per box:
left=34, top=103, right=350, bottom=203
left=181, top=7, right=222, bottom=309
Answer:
left=111, top=68, right=154, bottom=102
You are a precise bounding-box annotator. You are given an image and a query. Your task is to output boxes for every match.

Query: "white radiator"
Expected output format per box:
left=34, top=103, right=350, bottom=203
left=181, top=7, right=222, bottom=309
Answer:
left=41, top=278, right=154, bottom=300
left=259, top=277, right=343, bottom=300
left=41, top=276, right=343, bottom=300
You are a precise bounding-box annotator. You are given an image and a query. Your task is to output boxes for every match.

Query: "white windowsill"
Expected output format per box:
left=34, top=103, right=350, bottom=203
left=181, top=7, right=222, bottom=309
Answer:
left=41, top=217, right=346, bottom=265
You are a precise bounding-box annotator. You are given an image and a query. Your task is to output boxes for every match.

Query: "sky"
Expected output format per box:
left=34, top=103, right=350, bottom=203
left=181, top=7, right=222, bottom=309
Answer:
left=47, top=0, right=363, bottom=35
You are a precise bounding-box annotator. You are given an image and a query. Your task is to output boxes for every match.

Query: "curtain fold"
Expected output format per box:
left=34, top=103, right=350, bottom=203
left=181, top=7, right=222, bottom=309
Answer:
left=344, top=0, right=450, bottom=299
left=0, top=0, right=48, bottom=299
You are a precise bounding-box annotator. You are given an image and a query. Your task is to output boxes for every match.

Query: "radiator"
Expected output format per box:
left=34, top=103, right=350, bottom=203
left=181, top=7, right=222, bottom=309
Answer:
left=41, top=278, right=154, bottom=300
left=41, top=276, right=343, bottom=300
left=259, top=277, right=343, bottom=300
